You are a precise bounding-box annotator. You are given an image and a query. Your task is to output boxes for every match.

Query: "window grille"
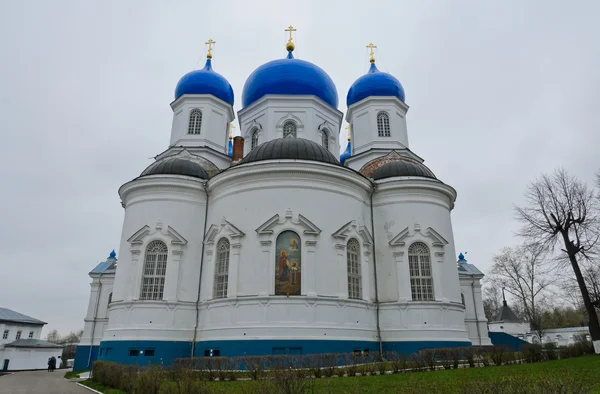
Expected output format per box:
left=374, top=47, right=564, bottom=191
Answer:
left=283, top=121, right=297, bottom=138
left=16, top=331, right=22, bottom=340
left=321, top=129, right=329, bottom=148
left=213, top=238, right=230, bottom=299
left=28, top=331, right=34, bottom=338
left=188, top=109, right=202, bottom=135
left=347, top=238, right=362, bottom=299
left=377, top=112, right=391, bottom=137
left=408, top=242, right=434, bottom=301
left=140, top=240, right=168, bottom=300
left=2, top=330, right=8, bottom=339
left=251, top=128, right=259, bottom=149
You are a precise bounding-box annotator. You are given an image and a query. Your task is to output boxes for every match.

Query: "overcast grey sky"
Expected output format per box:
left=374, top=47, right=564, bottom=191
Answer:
left=1, top=0, right=599, bottom=335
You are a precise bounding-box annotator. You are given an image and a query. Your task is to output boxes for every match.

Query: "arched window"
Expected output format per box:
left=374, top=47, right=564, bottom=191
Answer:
left=377, top=112, right=390, bottom=137
left=275, top=231, right=301, bottom=295
left=188, top=109, right=202, bottom=135
left=321, top=129, right=330, bottom=149
left=408, top=242, right=434, bottom=301
left=283, top=121, right=297, bottom=138
left=251, top=128, right=259, bottom=150
left=16, top=330, right=22, bottom=340
left=213, top=238, right=230, bottom=299
left=347, top=238, right=362, bottom=300
left=140, top=240, right=168, bottom=300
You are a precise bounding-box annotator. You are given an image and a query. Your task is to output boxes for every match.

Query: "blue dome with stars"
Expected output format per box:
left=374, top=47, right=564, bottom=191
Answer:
left=242, top=51, right=338, bottom=108
left=346, top=62, right=405, bottom=107
left=174, top=59, right=234, bottom=105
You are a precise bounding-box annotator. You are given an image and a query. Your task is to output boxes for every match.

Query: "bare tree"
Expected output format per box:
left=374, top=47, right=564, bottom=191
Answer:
left=482, top=285, right=502, bottom=321
left=488, top=243, right=550, bottom=339
left=45, top=329, right=61, bottom=343
left=516, top=168, right=600, bottom=341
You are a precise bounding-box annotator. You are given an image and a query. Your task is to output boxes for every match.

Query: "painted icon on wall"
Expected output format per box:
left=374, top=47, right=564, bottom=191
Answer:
left=275, top=230, right=301, bottom=295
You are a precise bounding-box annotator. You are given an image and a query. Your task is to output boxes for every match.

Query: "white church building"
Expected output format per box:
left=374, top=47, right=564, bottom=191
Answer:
left=75, top=32, right=490, bottom=370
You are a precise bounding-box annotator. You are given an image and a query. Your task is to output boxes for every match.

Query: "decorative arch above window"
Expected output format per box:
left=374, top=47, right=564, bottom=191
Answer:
left=188, top=109, right=202, bottom=135
left=251, top=128, right=259, bottom=150
left=347, top=238, right=362, bottom=300
left=321, top=128, right=330, bottom=149
left=377, top=111, right=390, bottom=137
left=140, top=240, right=168, bottom=300
left=283, top=121, right=297, bottom=138
left=213, top=238, right=230, bottom=299
left=408, top=242, right=434, bottom=301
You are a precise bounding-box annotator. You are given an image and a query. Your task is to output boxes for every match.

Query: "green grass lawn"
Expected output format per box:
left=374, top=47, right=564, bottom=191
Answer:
left=80, top=355, right=600, bottom=394
left=64, top=369, right=88, bottom=379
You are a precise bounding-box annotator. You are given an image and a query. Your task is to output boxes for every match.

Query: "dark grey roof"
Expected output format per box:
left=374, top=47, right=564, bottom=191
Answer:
left=458, top=263, right=484, bottom=276
left=0, top=307, right=46, bottom=325
left=5, top=339, right=63, bottom=348
left=371, top=159, right=436, bottom=180
left=494, top=301, right=522, bottom=322
left=241, top=138, right=340, bottom=165
left=90, top=261, right=117, bottom=274
left=140, top=157, right=209, bottom=179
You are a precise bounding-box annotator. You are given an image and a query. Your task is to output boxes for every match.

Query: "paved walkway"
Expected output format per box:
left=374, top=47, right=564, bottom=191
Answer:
left=0, top=370, right=90, bottom=394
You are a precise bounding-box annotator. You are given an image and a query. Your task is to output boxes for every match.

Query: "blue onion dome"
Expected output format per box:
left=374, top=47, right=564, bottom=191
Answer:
left=346, top=62, right=405, bottom=107
left=174, top=58, right=234, bottom=105
left=371, top=159, right=436, bottom=180
left=242, top=51, right=338, bottom=108
left=140, top=157, right=209, bottom=179
left=241, top=138, right=339, bottom=165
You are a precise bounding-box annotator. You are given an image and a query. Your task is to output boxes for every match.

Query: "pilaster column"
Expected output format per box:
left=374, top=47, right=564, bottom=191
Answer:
left=335, top=244, right=347, bottom=298
left=304, top=240, right=318, bottom=297
left=434, top=251, right=447, bottom=303
left=129, top=248, right=142, bottom=301
left=393, top=251, right=410, bottom=303
left=362, top=249, right=371, bottom=301
left=260, top=240, right=272, bottom=296
left=164, top=249, right=183, bottom=302
left=202, top=247, right=214, bottom=301
left=228, top=243, right=242, bottom=298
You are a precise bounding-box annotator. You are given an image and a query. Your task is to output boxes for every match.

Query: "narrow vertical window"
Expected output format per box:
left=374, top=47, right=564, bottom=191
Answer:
left=213, top=238, right=230, bottom=299
left=140, top=240, right=168, bottom=300
left=28, top=331, right=34, bottom=338
left=283, top=121, right=297, bottom=138
left=251, top=128, right=259, bottom=150
left=16, top=330, right=22, bottom=340
left=108, top=292, right=113, bottom=307
left=408, top=242, right=434, bottom=301
left=347, top=238, right=362, bottom=299
left=461, top=293, right=465, bottom=306
left=377, top=112, right=390, bottom=137
left=2, top=330, right=8, bottom=339
left=188, top=109, right=202, bottom=135
left=321, top=129, right=330, bottom=149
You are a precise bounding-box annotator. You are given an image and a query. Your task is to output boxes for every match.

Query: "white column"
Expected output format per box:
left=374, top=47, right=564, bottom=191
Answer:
left=304, top=240, right=317, bottom=297
left=228, top=243, right=242, bottom=298
left=335, top=244, right=347, bottom=298
left=164, top=249, right=182, bottom=302
left=260, top=240, right=272, bottom=296
left=394, top=251, right=410, bottom=303
left=433, top=251, right=447, bottom=303
left=129, top=249, right=141, bottom=301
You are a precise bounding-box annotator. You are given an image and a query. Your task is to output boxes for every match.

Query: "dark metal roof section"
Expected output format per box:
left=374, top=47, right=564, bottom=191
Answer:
left=241, top=138, right=340, bottom=165
left=140, top=157, right=209, bottom=179
left=5, top=339, right=63, bottom=348
left=495, top=301, right=523, bottom=323
left=0, top=307, right=46, bottom=325
left=371, top=159, right=436, bottom=180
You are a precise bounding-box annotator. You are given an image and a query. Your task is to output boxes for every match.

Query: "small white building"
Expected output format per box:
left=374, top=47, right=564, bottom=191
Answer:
left=457, top=254, right=492, bottom=346
left=0, top=307, right=63, bottom=371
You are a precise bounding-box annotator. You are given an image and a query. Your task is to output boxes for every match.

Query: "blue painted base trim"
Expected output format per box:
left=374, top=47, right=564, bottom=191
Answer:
left=489, top=331, right=528, bottom=351
left=95, top=339, right=473, bottom=366
left=98, top=340, right=192, bottom=366
left=73, top=345, right=99, bottom=371
left=382, top=341, right=472, bottom=354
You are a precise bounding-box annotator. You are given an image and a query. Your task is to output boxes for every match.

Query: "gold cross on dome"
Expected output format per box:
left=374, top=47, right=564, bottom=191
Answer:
left=285, top=25, right=297, bottom=43
left=205, top=38, right=216, bottom=59
left=366, top=42, right=377, bottom=63
left=229, top=123, right=235, bottom=139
